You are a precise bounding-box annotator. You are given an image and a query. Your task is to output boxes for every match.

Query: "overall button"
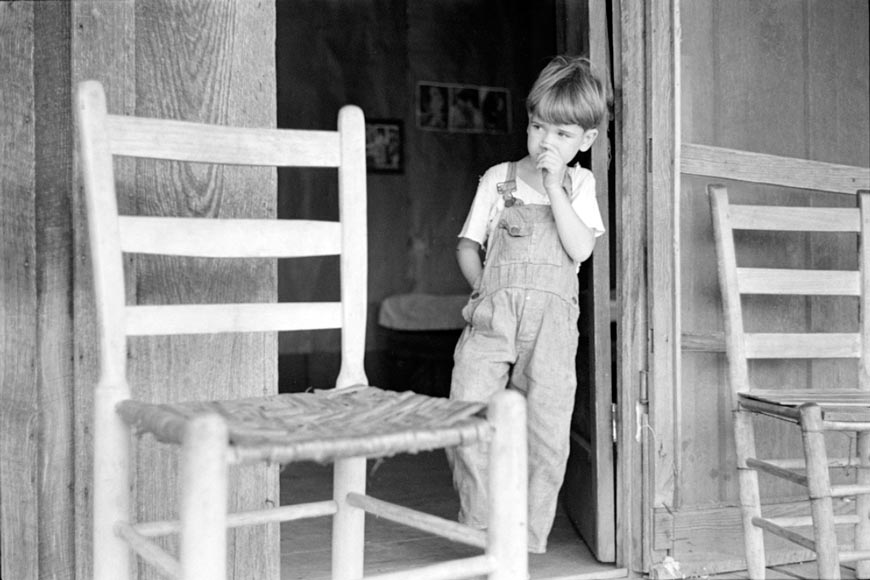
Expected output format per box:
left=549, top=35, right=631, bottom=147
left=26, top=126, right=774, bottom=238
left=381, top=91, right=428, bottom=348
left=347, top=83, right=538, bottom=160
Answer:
left=470, top=291, right=480, bottom=299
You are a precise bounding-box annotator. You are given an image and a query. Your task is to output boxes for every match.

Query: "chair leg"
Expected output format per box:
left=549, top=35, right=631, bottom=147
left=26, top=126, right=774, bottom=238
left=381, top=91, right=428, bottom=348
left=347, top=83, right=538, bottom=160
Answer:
left=487, top=390, right=528, bottom=580
left=856, top=430, right=870, bottom=579
left=333, top=456, right=367, bottom=580
left=180, top=414, right=229, bottom=580
left=733, top=409, right=766, bottom=579
left=800, top=404, right=840, bottom=580
left=94, top=391, right=132, bottom=580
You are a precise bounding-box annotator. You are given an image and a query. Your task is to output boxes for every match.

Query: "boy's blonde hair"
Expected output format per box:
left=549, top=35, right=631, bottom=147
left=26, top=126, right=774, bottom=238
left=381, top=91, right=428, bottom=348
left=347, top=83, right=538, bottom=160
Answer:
left=526, top=55, right=609, bottom=130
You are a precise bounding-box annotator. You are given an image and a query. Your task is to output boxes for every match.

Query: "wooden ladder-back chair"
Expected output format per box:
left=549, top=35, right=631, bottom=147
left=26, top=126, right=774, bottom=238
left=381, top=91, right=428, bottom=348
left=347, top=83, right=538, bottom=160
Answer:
left=76, top=80, right=528, bottom=580
left=710, top=184, right=870, bottom=579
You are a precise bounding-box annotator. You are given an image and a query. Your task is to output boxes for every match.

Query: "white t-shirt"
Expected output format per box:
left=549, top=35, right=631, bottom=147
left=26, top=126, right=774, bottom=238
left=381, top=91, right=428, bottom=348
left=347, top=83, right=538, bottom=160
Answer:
left=458, top=161, right=606, bottom=250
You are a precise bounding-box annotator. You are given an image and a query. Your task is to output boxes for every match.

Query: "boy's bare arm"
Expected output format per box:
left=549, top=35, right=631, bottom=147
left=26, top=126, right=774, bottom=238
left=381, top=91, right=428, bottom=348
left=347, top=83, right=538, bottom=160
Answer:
left=456, top=237, right=483, bottom=288
left=546, top=180, right=596, bottom=263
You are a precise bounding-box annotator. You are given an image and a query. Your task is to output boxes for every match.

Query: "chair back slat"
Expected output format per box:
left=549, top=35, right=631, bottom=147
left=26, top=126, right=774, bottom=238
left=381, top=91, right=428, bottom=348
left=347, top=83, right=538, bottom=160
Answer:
left=710, top=184, right=869, bottom=397
left=76, top=79, right=368, bottom=386
left=728, top=205, right=861, bottom=232
left=118, top=217, right=342, bottom=258
left=107, top=115, right=341, bottom=167
left=738, top=268, right=860, bottom=296
left=125, top=303, right=342, bottom=336
left=744, top=333, right=861, bottom=359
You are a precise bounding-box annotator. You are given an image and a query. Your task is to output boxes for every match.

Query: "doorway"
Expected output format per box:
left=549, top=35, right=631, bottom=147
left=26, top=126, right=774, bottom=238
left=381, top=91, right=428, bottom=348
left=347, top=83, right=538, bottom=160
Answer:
left=275, top=0, right=623, bottom=575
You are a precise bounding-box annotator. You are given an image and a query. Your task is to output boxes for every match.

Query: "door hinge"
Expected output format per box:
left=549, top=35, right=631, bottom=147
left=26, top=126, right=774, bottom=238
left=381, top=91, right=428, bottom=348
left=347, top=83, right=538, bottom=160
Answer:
left=647, top=137, right=653, bottom=174
left=640, top=369, right=649, bottom=404
left=612, top=402, right=618, bottom=444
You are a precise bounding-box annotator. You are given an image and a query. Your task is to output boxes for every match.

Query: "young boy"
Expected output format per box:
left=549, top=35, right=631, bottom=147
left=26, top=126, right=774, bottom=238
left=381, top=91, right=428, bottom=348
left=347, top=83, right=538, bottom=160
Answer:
left=448, top=55, right=608, bottom=554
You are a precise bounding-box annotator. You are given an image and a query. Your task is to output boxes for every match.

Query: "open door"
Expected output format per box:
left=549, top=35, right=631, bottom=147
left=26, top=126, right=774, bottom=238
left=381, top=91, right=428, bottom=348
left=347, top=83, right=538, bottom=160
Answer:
left=555, top=0, right=616, bottom=563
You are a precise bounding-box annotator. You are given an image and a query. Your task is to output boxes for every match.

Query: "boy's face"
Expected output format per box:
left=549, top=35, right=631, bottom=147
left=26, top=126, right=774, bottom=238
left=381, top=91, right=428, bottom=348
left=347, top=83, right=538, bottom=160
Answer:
left=526, top=113, right=598, bottom=167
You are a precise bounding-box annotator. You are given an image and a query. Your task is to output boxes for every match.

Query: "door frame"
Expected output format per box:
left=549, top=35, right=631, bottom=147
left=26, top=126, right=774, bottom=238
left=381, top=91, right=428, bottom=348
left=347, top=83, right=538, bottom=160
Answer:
left=556, top=1, right=654, bottom=573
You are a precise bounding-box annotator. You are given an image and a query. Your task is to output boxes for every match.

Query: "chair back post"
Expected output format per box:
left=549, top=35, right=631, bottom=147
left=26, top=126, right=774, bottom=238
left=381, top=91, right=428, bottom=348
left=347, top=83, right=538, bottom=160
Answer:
left=336, top=105, right=369, bottom=389
left=76, top=80, right=130, bottom=391
left=77, top=80, right=134, bottom=580
left=709, top=184, right=750, bottom=396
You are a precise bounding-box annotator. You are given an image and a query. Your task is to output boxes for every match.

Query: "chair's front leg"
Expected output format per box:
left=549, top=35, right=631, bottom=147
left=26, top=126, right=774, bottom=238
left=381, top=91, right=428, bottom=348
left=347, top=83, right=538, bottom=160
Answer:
left=800, top=404, right=840, bottom=580
left=856, top=430, right=870, bottom=579
left=332, top=456, right=367, bottom=580
left=94, top=388, right=132, bottom=580
left=487, top=390, right=528, bottom=580
left=733, top=407, right=766, bottom=579
left=180, top=414, right=229, bottom=580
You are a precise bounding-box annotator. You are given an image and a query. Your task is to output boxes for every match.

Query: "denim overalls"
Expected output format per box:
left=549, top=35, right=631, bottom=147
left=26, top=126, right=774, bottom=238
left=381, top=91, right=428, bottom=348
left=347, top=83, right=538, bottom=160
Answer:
left=449, top=162, right=580, bottom=553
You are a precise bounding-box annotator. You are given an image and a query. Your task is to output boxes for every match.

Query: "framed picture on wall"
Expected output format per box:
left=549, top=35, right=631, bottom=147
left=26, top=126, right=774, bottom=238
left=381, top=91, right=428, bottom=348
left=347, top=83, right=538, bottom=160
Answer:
left=416, top=81, right=511, bottom=134
left=417, top=83, right=449, bottom=131
left=365, top=119, right=403, bottom=173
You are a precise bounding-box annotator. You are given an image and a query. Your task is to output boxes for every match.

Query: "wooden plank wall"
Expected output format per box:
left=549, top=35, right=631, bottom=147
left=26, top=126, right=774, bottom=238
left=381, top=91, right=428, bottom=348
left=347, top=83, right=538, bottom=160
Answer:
left=615, top=0, right=647, bottom=573
left=1, top=5, right=40, bottom=579
left=1, top=2, right=279, bottom=578
left=651, top=0, right=870, bottom=572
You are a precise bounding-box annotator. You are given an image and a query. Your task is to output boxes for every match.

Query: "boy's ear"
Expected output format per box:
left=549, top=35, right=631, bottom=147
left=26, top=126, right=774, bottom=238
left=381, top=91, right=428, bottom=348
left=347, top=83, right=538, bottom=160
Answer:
left=578, top=128, right=599, bottom=152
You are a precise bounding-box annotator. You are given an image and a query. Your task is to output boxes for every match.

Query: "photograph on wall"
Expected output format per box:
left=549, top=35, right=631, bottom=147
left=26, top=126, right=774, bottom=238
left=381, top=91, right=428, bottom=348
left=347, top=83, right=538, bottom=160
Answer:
left=417, top=83, right=449, bottom=131
left=365, top=119, right=403, bottom=173
left=416, top=82, right=511, bottom=135
left=480, top=87, right=511, bottom=134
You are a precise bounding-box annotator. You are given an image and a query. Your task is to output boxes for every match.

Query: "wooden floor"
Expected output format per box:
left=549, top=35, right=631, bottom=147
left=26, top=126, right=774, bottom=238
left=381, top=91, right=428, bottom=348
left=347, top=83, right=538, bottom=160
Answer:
left=279, top=450, right=624, bottom=580
left=711, top=563, right=859, bottom=579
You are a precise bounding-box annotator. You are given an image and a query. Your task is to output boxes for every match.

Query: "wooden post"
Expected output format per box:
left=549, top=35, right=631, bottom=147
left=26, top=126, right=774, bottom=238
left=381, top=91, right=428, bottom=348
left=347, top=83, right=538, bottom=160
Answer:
left=72, top=2, right=279, bottom=578
left=0, top=5, right=39, bottom=580
left=615, top=0, right=648, bottom=573
left=0, top=2, right=278, bottom=579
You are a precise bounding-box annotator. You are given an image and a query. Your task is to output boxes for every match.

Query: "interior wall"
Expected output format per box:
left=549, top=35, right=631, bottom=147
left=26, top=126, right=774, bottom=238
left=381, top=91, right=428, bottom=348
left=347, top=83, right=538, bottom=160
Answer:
left=275, top=0, right=556, bottom=389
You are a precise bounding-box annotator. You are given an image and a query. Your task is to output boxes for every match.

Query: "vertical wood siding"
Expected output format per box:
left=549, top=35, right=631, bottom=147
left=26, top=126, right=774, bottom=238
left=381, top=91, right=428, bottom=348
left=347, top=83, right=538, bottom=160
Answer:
left=656, top=0, right=870, bottom=570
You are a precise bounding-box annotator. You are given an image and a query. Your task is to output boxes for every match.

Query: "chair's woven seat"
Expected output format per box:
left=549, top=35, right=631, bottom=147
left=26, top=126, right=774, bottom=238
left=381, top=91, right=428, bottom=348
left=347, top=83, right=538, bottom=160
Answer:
left=117, top=386, right=491, bottom=464
left=741, top=390, right=870, bottom=423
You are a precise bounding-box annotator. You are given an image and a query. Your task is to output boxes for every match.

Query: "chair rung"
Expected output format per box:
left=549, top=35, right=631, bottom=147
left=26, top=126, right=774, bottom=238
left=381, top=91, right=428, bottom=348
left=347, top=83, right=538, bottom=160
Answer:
left=347, top=492, right=487, bottom=549
left=363, top=555, right=495, bottom=580
left=763, top=457, right=863, bottom=470
left=831, top=484, right=870, bottom=498
left=838, top=549, right=870, bottom=564
left=825, top=421, right=870, bottom=431
left=766, top=514, right=860, bottom=528
left=751, top=517, right=816, bottom=551
left=746, top=458, right=808, bottom=487
left=133, top=501, right=338, bottom=537
left=116, top=521, right=182, bottom=578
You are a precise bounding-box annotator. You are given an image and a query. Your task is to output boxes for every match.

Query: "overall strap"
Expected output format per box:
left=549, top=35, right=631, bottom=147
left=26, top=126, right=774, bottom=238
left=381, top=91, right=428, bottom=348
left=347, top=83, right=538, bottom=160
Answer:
left=497, top=162, right=518, bottom=206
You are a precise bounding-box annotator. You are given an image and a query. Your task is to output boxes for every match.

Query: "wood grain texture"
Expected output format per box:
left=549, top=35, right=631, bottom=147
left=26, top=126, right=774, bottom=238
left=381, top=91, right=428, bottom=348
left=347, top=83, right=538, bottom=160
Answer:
left=33, top=3, right=76, bottom=578
left=70, top=2, right=136, bottom=578
left=130, top=2, right=279, bottom=578
left=673, top=2, right=870, bottom=573
left=649, top=0, right=679, bottom=513
left=683, top=144, right=870, bottom=194
left=0, top=4, right=39, bottom=580
left=614, top=0, right=647, bottom=571
left=70, top=1, right=278, bottom=579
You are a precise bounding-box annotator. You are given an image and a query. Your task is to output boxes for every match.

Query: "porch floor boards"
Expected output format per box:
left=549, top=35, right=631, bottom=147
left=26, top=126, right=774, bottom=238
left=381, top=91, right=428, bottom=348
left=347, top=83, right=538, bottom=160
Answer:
left=279, top=450, right=618, bottom=579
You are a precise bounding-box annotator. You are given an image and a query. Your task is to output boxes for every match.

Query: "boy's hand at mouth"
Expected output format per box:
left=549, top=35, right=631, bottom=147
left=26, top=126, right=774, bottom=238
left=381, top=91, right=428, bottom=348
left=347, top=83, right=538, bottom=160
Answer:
left=536, top=147, right=565, bottom=193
